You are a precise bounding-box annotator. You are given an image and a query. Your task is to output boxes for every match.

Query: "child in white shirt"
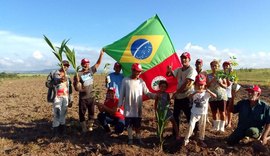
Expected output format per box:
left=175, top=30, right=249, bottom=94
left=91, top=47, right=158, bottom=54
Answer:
left=184, top=74, right=217, bottom=147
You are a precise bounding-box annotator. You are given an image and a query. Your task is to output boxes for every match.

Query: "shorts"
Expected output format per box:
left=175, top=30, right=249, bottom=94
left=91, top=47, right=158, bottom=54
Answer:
left=209, top=100, right=226, bottom=112
left=125, top=117, right=141, bottom=129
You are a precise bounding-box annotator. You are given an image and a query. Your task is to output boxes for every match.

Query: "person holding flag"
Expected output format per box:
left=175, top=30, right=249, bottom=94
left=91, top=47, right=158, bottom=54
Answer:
left=166, top=52, right=197, bottom=136
left=118, top=63, right=156, bottom=145
left=73, top=49, right=105, bottom=133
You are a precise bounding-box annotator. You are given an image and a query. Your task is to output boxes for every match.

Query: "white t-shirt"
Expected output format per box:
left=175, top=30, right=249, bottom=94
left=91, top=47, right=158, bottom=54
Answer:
left=226, top=83, right=233, bottom=98
left=173, top=66, right=197, bottom=99
left=191, top=91, right=211, bottom=115
left=118, top=77, right=155, bottom=117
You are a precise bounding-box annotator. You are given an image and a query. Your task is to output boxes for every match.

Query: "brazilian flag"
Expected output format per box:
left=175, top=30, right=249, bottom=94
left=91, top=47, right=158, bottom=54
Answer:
left=104, top=15, right=181, bottom=93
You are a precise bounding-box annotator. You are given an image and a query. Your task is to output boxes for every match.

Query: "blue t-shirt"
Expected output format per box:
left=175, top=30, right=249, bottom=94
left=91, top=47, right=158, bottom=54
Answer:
left=107, top=72, right=124, bottom=98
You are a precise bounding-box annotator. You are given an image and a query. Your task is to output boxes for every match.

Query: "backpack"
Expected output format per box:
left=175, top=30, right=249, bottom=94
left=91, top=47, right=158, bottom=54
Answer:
left=45, top=70, right=57, bottom=103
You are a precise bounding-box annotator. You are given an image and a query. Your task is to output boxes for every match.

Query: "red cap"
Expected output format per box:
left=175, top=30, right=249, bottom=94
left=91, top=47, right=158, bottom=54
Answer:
left=222, top=61, right=231, bottom=67
left=81, top=58, right=90, bottom=65
left=196, top=59, right=203, bottom=65
left=246, top=85, right=261, bottom=93
left=180, top=52, right=191, bottom=60
left=107, top=87, right=116, bottom=93
left=131, top=63, right=143, bottom=72
left=114, top=62, right=121, bottom=68
left=195, top=74, right=206, bottom=85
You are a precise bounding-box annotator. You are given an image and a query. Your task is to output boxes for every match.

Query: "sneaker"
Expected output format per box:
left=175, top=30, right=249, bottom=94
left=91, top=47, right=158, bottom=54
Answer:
left=183, top=139, right=189, bottom=146
left=128, top=139, right=133, bottom=145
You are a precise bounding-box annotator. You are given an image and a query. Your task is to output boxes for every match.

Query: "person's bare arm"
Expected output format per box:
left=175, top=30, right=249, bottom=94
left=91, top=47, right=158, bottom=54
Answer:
left=176, top=78, right=194, bottom=93
left=94, top=49, right=105, bottom=69
left=261, top=124, right=270, bottom=145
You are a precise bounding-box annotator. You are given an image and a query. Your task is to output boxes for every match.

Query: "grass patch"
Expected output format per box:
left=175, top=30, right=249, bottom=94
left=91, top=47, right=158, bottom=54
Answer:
left=237, top=68, right=270, bottom=86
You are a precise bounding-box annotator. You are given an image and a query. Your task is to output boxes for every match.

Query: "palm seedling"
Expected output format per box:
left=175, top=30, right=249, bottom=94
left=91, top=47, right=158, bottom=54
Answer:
left=43, top=35, right=69, bottom=75
left=64, top=45, right=81, bottom=73
left=156, top=101, right=170, bottom=152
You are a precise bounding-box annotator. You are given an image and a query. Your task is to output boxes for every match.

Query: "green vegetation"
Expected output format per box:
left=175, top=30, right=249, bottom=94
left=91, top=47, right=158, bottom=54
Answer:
left=0, top=72, right=18, bottom=78
left=156, top=101, right=170, bottom=152
left=237, top=68, right=270, bottom=86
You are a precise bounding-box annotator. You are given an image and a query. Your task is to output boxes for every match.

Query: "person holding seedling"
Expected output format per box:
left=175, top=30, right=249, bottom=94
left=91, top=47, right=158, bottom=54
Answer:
left=73, top=49, right=104, bottom=133
left=49, top=60, right=73, bottom=136
left=207, top=60, right=228, bottom=132
left=184, top=74, right=216, bottom=147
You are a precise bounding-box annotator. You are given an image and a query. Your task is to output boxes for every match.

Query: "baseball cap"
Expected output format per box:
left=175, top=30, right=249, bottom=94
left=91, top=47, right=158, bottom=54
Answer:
left=114, top=62, right=121, bottom=68
left=246, top=85, right=261, bottom=93
left=62, top=60, right=70, bottom=67
left=131, top=63, right=143, bottom=72
left=195, top=74, right=207, bottom=85
left=180, top=52, right=191, bottom=60
left=223, top=61, right=231, bottom=67
left=81, top=58, right=90, bottom=65
left=107, top=87, right=116, bottom=93
left=196, top=59, right=203, bottom=64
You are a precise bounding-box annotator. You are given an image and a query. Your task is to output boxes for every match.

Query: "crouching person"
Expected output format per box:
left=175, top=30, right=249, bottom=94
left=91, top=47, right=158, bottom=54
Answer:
left=227, top=85, right=270, bottom=150
left=96, top=87, right=125, bottom=134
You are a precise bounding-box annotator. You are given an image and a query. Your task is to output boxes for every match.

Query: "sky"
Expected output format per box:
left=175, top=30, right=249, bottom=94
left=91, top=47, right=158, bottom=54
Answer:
left=1, top=0, right=270, bottom=72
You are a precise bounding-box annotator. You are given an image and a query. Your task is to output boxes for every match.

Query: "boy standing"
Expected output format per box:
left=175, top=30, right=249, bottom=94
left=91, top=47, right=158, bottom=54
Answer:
left=118, top=63, right=156, bottom=145
left=184, top=74, right=216, bottom=147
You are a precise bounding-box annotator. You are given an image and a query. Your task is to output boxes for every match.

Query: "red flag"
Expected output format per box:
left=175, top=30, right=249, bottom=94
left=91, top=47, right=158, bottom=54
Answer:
left=140, top=53, right=182, bottom=93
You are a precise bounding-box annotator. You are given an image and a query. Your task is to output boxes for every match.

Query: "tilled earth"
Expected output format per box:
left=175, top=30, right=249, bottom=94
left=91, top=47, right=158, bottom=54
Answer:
left=0, top=75, right=269, bottom=155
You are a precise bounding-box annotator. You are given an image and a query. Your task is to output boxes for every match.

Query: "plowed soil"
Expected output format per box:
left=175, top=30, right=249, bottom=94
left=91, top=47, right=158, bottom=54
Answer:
left=0, top=75, right=269, bottom=155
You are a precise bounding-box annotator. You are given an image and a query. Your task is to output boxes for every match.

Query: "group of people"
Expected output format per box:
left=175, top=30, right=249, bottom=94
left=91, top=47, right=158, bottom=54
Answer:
left=45, top=49, right=270, bottom=149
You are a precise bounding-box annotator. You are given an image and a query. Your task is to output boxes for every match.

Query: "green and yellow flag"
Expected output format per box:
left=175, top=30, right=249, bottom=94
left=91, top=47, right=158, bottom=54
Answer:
left=104, top=15, right=181, bottom=93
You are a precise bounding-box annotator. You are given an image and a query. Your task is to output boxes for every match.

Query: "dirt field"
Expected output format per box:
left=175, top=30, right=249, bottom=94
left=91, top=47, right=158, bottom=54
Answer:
left=0, top=75, right=269, bottom=155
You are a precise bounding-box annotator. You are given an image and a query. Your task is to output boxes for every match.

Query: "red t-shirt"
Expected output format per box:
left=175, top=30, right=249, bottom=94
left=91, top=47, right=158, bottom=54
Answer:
left=104, top=98, right=124, bottom=120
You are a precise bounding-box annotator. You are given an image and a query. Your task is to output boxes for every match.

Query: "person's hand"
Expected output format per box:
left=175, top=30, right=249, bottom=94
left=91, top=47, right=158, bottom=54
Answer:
left=166, top=65, right=173, bottom=76
left=75, top=73, right=80, bottom=82
left=171, top=93, right=176, bottom=99
left=261, top=136, right=268, bottom=145
left=101, top=48, right=105, bottom=55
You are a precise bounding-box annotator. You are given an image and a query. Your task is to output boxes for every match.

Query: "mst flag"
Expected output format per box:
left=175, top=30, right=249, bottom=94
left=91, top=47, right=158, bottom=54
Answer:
left=103, top=15, right=181, bottom=93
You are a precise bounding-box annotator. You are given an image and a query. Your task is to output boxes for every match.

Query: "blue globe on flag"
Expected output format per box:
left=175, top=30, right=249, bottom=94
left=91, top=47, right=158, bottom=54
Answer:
left=130, top=39, right=153, bottom=60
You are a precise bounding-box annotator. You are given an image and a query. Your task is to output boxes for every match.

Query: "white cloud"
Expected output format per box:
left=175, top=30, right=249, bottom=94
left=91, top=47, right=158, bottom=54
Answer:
left=180, top=43, right=270, bottom=70
left=184, top=42, right=203, bottom=51
left=33, top=50, right=43, bottom=60
left=0, top=30, right=107, bottom=71
left=0, top=30, right=269, bottom=72
left=208, top=44, right=217, bottom=51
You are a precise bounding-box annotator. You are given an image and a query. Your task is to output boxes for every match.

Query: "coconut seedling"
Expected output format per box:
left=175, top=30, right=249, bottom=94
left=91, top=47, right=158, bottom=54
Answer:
left=43, top=35, right=69, bottom=75
left=64, top=45, right=81, bottom=73
left=156, top=100, right=170, bottom=152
